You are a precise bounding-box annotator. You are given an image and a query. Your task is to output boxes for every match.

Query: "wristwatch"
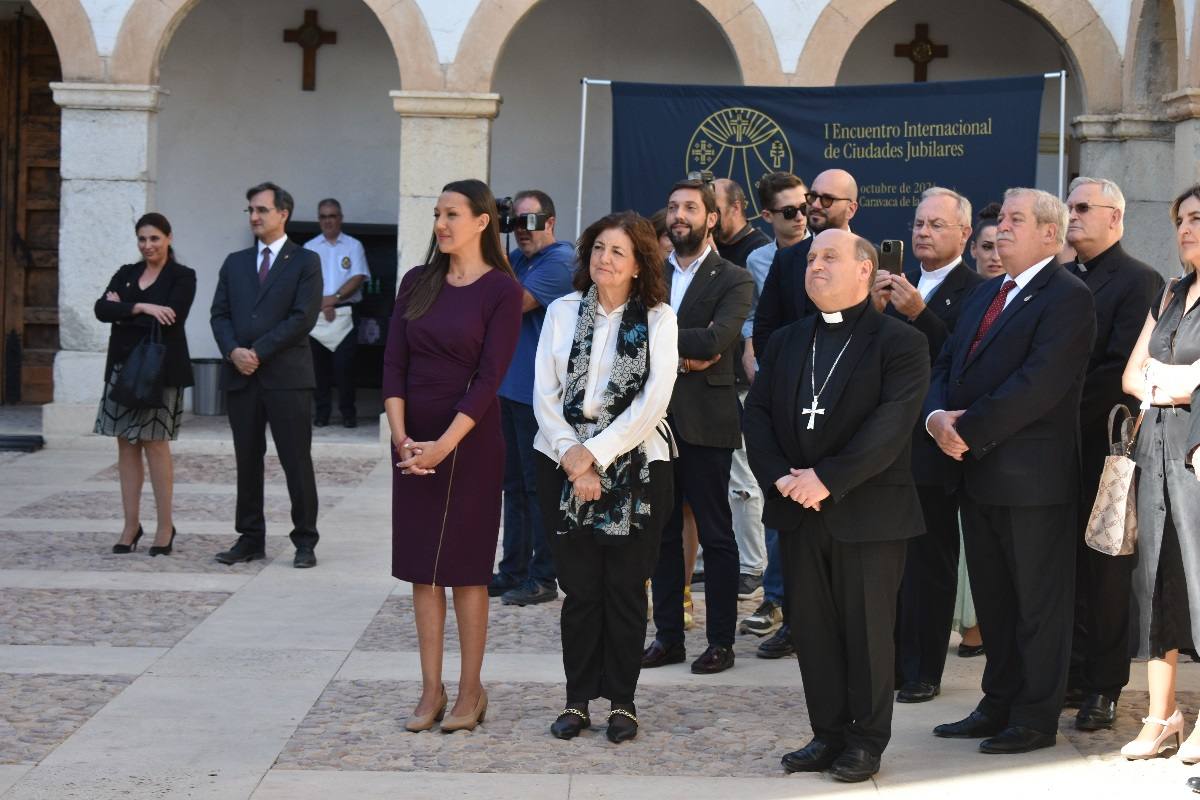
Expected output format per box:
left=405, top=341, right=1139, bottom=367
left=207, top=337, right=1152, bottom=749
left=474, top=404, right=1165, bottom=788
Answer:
left=677, top=358, right=689, bottom=374
left=333, top=291, right=342, bottom=301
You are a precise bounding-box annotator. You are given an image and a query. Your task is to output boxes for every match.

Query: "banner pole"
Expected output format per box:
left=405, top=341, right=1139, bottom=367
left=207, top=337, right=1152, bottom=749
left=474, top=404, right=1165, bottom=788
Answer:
left=576, top=78, right=612, bottom=236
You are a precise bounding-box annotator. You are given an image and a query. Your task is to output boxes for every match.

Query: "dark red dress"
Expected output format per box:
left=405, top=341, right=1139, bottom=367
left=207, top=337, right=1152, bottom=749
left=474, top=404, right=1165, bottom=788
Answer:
left=384, top=267, right=522, bottom=586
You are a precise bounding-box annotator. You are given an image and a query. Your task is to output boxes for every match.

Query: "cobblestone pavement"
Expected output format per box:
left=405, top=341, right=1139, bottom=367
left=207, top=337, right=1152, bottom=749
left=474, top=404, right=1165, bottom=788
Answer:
left=89, top=454, right=378, bottom=487
left=0, top=674, right=134, bottom=764
left=0, top=531, right=284, bottom=573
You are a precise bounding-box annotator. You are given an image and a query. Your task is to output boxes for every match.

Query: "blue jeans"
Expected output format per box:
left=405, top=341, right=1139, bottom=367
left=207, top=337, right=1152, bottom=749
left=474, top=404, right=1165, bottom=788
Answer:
left=763, top=527, right=784, bottom=606
left=498, top=398, right=556, bottom=587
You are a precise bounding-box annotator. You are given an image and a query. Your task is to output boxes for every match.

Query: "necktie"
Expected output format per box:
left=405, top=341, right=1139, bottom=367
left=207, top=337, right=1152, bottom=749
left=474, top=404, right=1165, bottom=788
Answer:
left=258, top=247, right=271, bottom=286
left=967, top=279, right=1017, bottom=358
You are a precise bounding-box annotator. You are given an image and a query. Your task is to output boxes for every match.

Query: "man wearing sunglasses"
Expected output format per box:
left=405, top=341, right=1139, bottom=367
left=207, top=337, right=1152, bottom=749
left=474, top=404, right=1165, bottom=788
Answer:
left=1062, top=177, right=1162, bottom=733
left=752, top=169, right=859, bottom=360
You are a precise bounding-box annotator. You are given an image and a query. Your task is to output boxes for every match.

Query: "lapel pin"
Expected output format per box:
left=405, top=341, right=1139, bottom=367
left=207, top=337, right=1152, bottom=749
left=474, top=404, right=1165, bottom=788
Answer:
left=709, top=269, right=716, bottom=276
left=944, top=298, right=951, bottom=305
left=1023, top=296, right=1031, bottom=302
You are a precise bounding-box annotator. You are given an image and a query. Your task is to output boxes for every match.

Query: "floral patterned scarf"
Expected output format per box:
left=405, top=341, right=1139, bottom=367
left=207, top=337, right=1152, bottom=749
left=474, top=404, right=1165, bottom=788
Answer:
left=558, top=284, right=652, bottom=540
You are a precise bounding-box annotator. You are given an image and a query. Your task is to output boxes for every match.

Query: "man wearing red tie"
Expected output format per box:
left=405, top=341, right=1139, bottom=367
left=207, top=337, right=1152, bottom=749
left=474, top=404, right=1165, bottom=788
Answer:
left=924, top=188, right=1096, bottom=753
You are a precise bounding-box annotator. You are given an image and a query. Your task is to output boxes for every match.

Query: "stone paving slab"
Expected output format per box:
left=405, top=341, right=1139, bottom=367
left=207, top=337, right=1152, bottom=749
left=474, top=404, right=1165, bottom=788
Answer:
left=276, top=680, right=810, bottom=777
left=0, top=532, right=285, bottom=574
left=8, top=491, right=303, bottom=523
left=0, top=589, right=230, bottom=647
left=0, top=674, right=134, bottom=764
left=88, top=454, right=378, bottom=488
left=355, top=594, right=766, bottom=657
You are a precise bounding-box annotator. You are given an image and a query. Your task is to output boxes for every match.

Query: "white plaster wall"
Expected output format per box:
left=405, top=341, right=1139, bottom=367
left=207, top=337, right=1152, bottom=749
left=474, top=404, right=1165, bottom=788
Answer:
left=489, top=0, right=741, bottom=241
left=835, top=0, right=1082, bottom=197
left=81, top=0, right=134, bottom=56
left=154, top=0, right=399, bottom=358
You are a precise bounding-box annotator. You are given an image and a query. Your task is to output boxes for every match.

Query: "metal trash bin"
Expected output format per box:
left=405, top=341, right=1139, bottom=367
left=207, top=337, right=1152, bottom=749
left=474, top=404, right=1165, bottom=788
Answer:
left=191, top=358, right=226, bottom=415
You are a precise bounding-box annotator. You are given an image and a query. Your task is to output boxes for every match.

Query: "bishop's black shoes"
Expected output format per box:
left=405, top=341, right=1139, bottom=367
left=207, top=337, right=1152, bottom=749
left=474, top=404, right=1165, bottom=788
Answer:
left=1074, top=694, right=1117, bottom=731
left=896, top=681, right=940, bottom=703
left=691, top=644, right=735, bottom=674
left=550, top=705, right=590, bottom=740
left=933, top=710, right=1005, bottom=739
left=979, top=725, right=1057, bottom=754
left=828, top=747, right=881, bottom=783
left=606, top=705, right=638, bottom=743
left=781, top=739, right=843, bottom=773
left=641, top=639, right=686, bottom=668
left=215, top=537, right=265, bottom=565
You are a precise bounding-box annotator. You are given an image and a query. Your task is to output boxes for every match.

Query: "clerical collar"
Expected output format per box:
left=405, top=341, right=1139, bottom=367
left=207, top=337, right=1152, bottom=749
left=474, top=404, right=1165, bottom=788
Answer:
left=819, top=297, right=870, bottom=328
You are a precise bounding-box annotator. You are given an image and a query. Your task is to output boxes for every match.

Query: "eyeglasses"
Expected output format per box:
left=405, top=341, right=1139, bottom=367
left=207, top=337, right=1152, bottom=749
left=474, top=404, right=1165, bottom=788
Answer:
left=908, top=219, right=964, bottom=233
left=766, top=204, right=807, bottom=220
left=245, top=206, right=277, bottom=215
left=1067, top=202, right=1117, bottom=215
left=804, top=192, right=852, bottom=209
left=318, top=213, right=342, bottom=220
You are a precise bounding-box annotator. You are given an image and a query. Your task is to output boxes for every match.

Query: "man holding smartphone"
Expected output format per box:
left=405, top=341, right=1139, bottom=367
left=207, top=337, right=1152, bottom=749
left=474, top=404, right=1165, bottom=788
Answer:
left=873, top=187, right=985, bottom=704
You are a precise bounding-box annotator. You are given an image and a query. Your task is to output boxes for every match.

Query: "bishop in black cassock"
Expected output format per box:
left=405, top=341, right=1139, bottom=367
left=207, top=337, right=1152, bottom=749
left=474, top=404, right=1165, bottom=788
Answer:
left=743, top=228, right=930, bottom=782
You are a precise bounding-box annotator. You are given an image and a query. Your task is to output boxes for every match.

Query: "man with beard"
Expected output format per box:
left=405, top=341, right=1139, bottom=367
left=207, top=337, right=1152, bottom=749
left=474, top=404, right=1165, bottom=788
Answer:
left=643, top=179, right=753, bottom=675
left=714, top=178, right=771, bottom=269
left=744, top=228, right=929, bottom=782
left=752, top=169, right=859, bottom=359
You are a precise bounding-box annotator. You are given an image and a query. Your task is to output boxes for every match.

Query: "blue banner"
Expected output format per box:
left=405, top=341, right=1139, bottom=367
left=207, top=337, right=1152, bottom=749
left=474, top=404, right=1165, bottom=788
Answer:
left=611, top=76, right=1045, bottom=249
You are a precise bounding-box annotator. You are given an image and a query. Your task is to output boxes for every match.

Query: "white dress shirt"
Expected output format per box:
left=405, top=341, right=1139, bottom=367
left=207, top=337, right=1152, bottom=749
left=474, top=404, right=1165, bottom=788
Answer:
left=257, top=235, right=287, bottom=275
left=668, top=246, right=712, bottom=312
left=303, top=232, right=370, bottom=303
left=533, top=292, right=679, bottom=469
left=916, top=257, right=961, bottom=300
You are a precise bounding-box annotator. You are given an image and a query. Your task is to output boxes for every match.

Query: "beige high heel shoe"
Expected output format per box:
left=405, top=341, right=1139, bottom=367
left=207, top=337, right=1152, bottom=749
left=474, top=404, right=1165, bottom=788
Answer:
left=1121, top=709, right=1184, bottom=759
left=441, top=689, right=488, bottom=733
left=1178, top=719, right=1200, bottom=763
left=404, top=685, right=448, bottom=732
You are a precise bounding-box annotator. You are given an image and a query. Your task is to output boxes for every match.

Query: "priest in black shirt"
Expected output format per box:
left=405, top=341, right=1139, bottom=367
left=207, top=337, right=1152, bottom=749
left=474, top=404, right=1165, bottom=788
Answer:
left=743, top=228, right=930, bottom=782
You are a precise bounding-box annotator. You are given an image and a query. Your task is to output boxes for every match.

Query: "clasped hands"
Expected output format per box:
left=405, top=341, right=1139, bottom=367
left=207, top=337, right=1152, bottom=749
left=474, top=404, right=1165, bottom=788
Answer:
left=928, top=409, right=969, bottom=461
left=775, top=468, right=830, bottom=510
left=229, top=347, right=260, bottom=376
left=394, top=435, right=452, bottom=476
left=561, top=444, right=601, bottom=503
left=108, top=292, right=177, bottom=325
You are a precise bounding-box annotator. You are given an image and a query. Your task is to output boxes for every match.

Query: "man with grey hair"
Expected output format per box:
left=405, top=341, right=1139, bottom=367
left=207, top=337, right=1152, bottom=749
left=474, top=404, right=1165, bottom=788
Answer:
left=1063, top=177, right=1163, bottom=731
left=925, top=187, right=1095, bottom=753
left=877, top=187, right=986, bottom=704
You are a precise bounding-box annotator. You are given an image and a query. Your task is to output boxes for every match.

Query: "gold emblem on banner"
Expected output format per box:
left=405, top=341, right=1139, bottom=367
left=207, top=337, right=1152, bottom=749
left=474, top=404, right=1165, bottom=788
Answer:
left=341, top=256, right=351, bottom=269
left=685, top=107, right=792, bottom=215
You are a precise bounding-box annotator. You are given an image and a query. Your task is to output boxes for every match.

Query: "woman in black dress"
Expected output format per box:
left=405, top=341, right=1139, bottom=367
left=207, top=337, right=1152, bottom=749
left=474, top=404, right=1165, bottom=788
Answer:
left=94, top=213, right=196, bottom=555
left=1121, top=184, right=1200, bottom=768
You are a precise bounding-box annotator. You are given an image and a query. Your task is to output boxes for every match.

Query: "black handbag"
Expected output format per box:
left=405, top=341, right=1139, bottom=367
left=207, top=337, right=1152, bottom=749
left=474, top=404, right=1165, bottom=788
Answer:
left=111, top=320, right=167, bottom=409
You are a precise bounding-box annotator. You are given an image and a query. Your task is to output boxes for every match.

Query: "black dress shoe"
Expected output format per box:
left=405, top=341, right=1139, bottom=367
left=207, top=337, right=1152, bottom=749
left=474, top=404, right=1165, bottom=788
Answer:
left=1186, top=776, right=1200, bottom=793
left=781, top=739, right=843, bottom=773
left=501, top=581, right=558, bottom=606
left=1075, top=694, right=1117, bottom=731
left=215, top=538, right=265, bottom=565
left=756, top=624, right=795, bottom=659
left=606, top=706, right=638, bottom=743
left=691, top=644, right=734, bottom=674
left=293, top=547, right=317, bottom=569
left=641, top=640, right=686, bottom=668
left=488, top=574, right=519, bottom=598
left=342, top=417, right=358, bottom=428
left=979, top=725, right=1056, bottom=754
left=1062, top=685, right=1087, bottom=709
left=957, top=642, right=985, bottom=658
left=828, top=747, right=881, bottom=783
left=933, top=710, right=1005, bottom=739
left=896, top=681, right=940, bottom=703
left=550, top=706, right=590, bottom=740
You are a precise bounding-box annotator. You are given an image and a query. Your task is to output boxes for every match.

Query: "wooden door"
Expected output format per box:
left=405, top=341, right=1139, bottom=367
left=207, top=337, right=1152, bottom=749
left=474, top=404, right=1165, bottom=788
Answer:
left=0, top=12, right=60, bottom=404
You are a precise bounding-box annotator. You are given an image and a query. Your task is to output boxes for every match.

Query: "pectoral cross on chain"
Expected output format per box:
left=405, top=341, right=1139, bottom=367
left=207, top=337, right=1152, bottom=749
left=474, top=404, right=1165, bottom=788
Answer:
left=802, top=402, right=825, bottom=430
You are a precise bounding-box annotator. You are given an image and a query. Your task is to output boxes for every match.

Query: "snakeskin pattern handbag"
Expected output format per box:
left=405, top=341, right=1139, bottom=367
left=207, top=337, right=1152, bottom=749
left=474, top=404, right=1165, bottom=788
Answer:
left=1084, top=404, right=1144, bottom=556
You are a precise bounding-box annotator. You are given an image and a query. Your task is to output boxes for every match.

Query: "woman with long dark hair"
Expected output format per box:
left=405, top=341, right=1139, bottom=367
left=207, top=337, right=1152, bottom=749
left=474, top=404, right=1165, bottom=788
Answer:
left=383, top=179, right=523, bottom=733
left=533, top=211, right=677, bottom=743
left=94, top=213, right=196, bottom=556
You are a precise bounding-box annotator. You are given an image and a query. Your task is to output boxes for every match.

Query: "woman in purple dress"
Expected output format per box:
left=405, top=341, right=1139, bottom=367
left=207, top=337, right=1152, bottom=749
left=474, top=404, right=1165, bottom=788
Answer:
left=383, top=179, right=522, bottom=734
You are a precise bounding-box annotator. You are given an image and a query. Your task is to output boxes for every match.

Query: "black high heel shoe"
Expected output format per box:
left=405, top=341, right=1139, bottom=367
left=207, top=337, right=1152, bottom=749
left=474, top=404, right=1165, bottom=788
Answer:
left=149, top=527, right=177, bottom=557
left=112, top=525, right=144, bottom=554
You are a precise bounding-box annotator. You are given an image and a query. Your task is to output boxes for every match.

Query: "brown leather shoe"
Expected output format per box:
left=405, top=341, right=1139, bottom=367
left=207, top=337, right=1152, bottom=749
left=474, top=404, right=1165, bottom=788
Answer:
left=691, top=644, right=735, bottom=674
left=641, top=640, right=686, bottom=668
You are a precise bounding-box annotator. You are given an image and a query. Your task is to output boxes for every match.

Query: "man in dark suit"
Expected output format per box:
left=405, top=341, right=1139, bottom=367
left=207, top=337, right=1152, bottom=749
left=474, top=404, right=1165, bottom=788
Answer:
left=744, top=228, right=929, bottom=782
left=1063, top=177, right=1164, bottom=730
left=642, top=179, right=753, bottom=675
left=751, top=168, right=858, bottom=358
left=211, top=182, right=324, bottom=568
left=926, top=187, right=1096, bottom=753
left=873, top=187, right=986, bottom=703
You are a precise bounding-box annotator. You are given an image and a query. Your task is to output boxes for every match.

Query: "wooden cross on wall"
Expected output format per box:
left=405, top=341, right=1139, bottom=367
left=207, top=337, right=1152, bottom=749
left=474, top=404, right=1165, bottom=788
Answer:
left=283, top=9, right=337, bottom=91
left=894, top=23, right=947, bottom=83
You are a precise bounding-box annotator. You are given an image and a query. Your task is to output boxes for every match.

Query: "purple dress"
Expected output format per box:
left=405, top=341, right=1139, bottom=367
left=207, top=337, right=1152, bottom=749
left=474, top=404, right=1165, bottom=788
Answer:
left=384, top=267, right=522, bottom=586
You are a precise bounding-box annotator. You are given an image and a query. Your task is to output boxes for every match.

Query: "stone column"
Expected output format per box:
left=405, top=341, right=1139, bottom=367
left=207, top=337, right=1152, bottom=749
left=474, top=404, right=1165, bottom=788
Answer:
left=45, top=83, right=162, bottom=437
left=390, top=91, right=502, bottom=275
left=1073, top=112, right=1176, bottom=274
left=1168, top=90, right=1200, bottom=189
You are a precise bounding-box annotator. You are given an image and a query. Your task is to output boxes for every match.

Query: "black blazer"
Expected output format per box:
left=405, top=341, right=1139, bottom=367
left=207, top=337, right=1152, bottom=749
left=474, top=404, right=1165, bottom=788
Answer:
left=744, top=303, right=930, bottom=542
left=210, top=239, right=323, bottom=391
left=752, top=237, right=814, bottom=357
left=923, top=262, right=1097, bottom=506
left=667, top=250, right=754, bottom=449
left=94, top=260, right=197, bottom=387
left=887, top=260, right=986, bottom=486
left=1069, top=242, right=1164, bottom=433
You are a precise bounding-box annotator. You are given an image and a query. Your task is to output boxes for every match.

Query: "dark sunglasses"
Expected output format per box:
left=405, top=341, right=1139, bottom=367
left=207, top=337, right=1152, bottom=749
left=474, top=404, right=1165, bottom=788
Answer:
left=767, top=204, right=808, bottom=220
left=1067, top=202, right=1117, bottom=215
left=804, top=192, right=852, bottom=209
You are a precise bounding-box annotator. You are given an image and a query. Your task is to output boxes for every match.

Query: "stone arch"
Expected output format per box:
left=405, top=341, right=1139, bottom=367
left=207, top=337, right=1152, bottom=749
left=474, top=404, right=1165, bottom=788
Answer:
left=29, top=0, right=102, bottom=80
left=794, top=0, right=1124, bottom=113
left=446, top=0, right=785, bottom=92
left=1124, top=0, right=1181, bottom=111
left=108, top=0, right=441, bottom=88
